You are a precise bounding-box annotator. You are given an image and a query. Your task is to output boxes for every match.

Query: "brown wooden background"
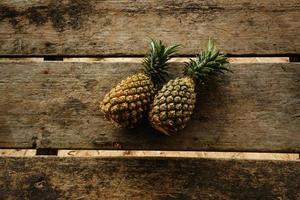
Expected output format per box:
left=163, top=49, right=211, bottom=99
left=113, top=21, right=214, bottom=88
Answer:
left=0, top=0, right=299, bottom=56
left=0, top=0, right=299, bottom=199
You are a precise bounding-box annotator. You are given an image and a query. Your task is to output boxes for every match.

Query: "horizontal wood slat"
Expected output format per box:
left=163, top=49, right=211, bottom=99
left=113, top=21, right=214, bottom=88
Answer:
left=0, top=157, right=299, bottom=199
left=57, top=150, right=300, bottom=160
left=0, top=0, right=299, bottom=56
left=0, top=61, right=299, bottom=151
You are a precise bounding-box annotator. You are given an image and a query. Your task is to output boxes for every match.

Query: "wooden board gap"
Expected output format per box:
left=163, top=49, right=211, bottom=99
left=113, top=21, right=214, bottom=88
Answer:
left=36, top=149, right=58, bottom=156
left=44, top=56, right=64, bottom=61
left=289, top=57, right=300, bottom=62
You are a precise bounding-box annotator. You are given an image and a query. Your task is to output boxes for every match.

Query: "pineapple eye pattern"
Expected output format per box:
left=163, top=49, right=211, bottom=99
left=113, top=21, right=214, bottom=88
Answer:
left=100, top=40, right=179, bottom=128
left=149, top=39, right=229, bottom=135
left=149, top=77, right=196, bottom=135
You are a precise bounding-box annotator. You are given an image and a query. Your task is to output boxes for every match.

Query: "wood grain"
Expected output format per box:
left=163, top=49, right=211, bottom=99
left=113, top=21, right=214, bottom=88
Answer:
left=0, top=149, right=36, bottom=157
left=0, top=157, right=299, bottom=199
left=58, top=150, right=299, bottom=160
left=0, top=61, right=299, bottom=151
left=0, top=0, right=299, bottom=56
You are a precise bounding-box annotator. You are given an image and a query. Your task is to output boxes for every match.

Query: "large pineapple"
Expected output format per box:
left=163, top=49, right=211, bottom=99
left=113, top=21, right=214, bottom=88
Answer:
left=100, top=40, right=179, bottom=128
left=149, top=39, right=229, bottom=135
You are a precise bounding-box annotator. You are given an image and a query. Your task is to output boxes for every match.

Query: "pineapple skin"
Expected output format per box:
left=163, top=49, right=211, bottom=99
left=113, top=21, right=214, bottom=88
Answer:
left=100, top=72, right=155, bottom=128
left=149, top=77, right=196, bottom=135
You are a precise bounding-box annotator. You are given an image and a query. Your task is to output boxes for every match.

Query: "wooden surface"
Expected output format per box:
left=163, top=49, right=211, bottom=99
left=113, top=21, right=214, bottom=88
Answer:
left=63, top=57, right=290, bottom=63
left=0, top=149, right=298, bottom=160
left=0, top=61, right=299, bottom=151
left=0, top=149, right=36, bottom=157
left=0, top=0, right=299, bottom=56
left=0, top=157, right=299, bottom=199
left=58, top=150, right=299, bottom=160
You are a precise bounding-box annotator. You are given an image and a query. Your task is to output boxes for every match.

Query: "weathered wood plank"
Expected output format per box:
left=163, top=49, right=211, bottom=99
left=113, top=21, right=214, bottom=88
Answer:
left=58, top=150, right=300, bottom=160
left=0, top=149, right=36, bottom=157
left=0, top=157, right=299, bottom=199
left=0, top=0, right=299, bottom=56
left=0, top=61, right=299, bottom=151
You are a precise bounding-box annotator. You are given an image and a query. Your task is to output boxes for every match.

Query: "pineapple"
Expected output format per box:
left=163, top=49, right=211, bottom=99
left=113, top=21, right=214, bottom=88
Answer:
left=100, top=40, right=179, bottom=128
left=149, top=39, right=229, bottom=135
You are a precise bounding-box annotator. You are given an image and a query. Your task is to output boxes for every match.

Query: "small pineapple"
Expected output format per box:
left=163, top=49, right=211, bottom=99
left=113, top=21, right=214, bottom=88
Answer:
left=100, top=40, right=179, bottom=128
left=149, top=39, right=229, bottom=135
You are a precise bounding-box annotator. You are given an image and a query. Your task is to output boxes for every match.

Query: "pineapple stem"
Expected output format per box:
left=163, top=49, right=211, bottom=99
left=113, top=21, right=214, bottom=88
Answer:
left=184, top=38, right=230, bottom=84
left=143, top=39, right=179, bottom=85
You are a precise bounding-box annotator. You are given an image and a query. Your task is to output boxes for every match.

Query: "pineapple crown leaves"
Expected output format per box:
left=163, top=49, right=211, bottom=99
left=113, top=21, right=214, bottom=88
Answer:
left=143, top=39, right=179, bottom=85
left=184, top=38, right=230, bottom=84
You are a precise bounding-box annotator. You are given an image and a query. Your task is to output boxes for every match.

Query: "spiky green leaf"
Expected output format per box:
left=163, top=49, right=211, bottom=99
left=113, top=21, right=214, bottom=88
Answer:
left=184, top=39, right=230, bottom=83
left=143, top=39, right=179, bottom=85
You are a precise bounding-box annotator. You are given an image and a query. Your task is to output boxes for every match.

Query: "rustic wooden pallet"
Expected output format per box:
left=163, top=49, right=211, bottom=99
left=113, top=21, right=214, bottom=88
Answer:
left=0, top=58, right=299, bottom=199
left=0, top=0, right=300, bottom=199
